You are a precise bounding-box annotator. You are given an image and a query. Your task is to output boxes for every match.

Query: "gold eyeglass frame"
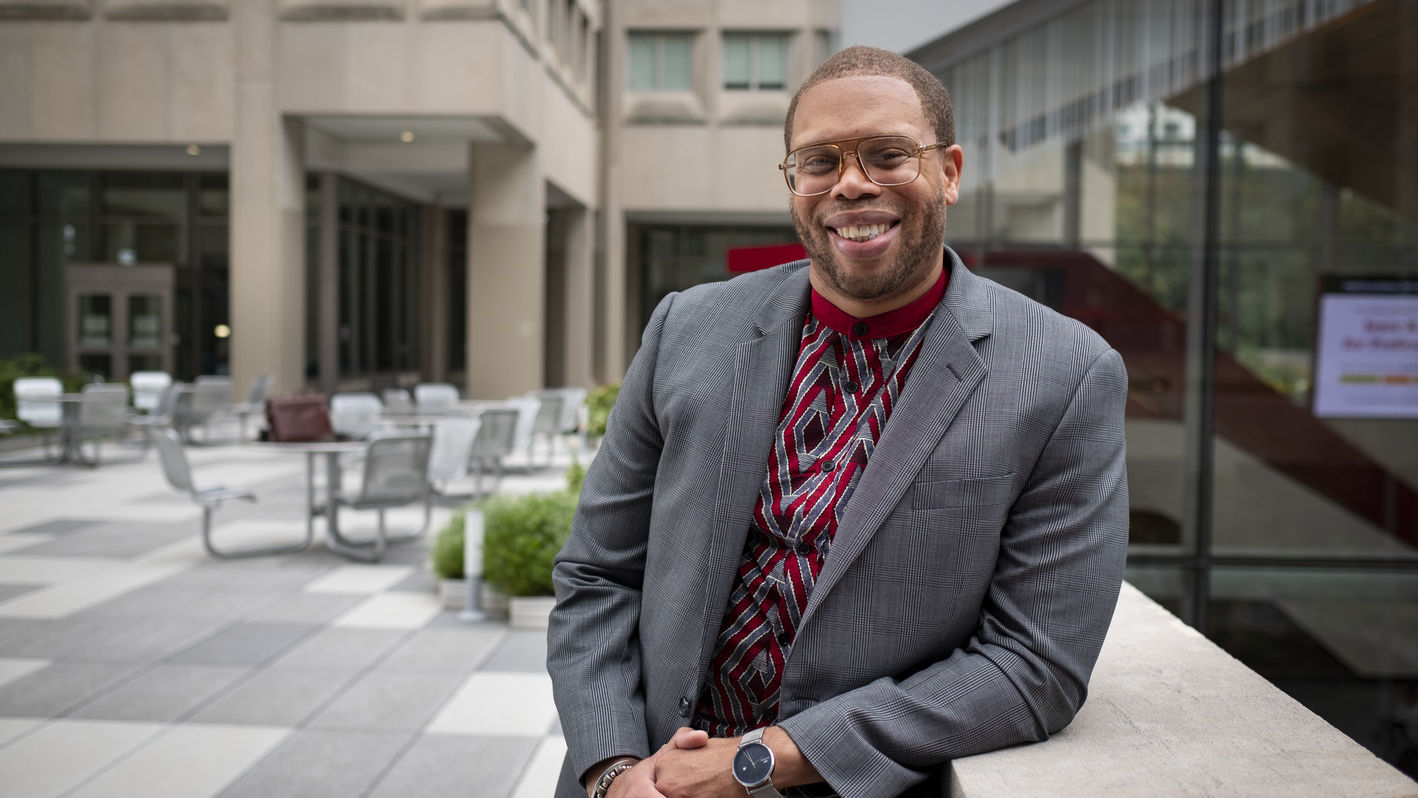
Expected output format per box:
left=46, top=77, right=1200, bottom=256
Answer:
left=778, top=135, right=949, bottom=197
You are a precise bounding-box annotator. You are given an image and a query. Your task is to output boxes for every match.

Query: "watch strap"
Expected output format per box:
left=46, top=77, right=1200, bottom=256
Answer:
left=736, top=728, right=786, bottom=798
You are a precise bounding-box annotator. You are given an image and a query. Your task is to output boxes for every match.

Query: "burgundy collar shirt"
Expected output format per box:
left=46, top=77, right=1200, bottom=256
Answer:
left=694, top=269, right=949, bottom=737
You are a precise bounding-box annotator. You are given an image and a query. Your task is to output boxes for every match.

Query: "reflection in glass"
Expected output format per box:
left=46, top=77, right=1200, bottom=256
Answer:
left=128, top=295, right=162, bottom=349
left=78, top=294, right=112, bottom=347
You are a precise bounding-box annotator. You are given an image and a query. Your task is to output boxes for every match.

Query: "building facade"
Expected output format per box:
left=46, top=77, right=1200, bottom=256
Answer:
left=0, top=0, right=601, bottom=400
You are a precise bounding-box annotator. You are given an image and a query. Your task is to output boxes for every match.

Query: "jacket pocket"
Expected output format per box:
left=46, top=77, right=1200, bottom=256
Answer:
left=909, top=472, right=1015, bottom=510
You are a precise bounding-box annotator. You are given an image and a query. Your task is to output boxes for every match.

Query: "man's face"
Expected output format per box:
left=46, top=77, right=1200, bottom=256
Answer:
left=788, top=75, right=962, bottom=316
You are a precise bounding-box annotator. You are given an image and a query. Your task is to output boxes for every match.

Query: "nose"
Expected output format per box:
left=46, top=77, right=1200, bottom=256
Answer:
left=831, top=150, right=881, bottom=200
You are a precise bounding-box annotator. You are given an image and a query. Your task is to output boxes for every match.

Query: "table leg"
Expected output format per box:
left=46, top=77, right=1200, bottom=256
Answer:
left=305, top=451, right=317, bottom=542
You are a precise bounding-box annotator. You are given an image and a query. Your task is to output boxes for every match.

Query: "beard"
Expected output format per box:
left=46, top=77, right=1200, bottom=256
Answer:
left=791, top=184, right=948, bottom=305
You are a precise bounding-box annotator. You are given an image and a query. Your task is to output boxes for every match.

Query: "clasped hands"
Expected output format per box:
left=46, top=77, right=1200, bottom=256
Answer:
left=601, top=727, right=741, bottom=798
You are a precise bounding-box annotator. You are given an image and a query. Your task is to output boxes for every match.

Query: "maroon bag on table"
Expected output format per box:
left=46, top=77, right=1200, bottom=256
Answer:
left=265, top=395, right=334, bottom=442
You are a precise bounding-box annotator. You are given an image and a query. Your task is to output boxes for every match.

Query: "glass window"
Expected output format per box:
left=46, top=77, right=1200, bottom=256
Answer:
left=36, top=172, right=88, bottom=220
left=101, top=173, right=183, bottom=219
left=198, top=174, right=229, bottom=218
left=101, top=222, right=184, bottom=265
left=628, top=31, right=693, bottom=91
left=0, top=172, right=29, bottom=216
left=0, top=223, right=33, bottom=354
left=723, top=32, right=788, bottom=91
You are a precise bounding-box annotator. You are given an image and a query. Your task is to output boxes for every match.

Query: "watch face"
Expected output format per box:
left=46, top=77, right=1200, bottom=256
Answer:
left=733, top=741, right=775, bottom=786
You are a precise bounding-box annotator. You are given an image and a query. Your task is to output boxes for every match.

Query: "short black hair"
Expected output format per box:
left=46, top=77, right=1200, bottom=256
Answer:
left=784, top=45, right=955, bottom=151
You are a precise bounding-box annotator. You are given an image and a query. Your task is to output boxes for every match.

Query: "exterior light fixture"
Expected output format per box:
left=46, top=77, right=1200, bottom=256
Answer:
left=214, top=324, right=231, bottom=339
left=185, top=144, right=201, bottom=156
left=400, top=130, right=415, bottom=143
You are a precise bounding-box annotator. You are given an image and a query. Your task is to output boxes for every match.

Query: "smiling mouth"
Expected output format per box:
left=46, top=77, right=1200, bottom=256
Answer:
left=831, top=222, right=896, bottom=243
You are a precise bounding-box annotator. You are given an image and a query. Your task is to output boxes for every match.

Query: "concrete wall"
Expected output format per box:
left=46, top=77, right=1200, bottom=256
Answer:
left=949, top=583, right=1418, bottom=797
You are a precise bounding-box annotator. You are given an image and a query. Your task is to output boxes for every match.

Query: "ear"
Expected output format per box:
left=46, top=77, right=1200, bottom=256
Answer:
left=940, top=145, right=964, bottom=206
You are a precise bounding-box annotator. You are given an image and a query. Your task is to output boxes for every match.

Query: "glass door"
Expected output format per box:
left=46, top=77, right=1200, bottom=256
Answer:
left=65, top=263, right=174, bottom=382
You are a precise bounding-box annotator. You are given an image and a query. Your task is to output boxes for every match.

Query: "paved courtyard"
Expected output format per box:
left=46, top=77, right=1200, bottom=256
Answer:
left=0, top=430, right=576, bottom=798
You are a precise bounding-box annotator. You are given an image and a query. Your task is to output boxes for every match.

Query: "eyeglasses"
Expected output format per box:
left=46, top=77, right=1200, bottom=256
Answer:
left=779, top=135, right=948, bottom=197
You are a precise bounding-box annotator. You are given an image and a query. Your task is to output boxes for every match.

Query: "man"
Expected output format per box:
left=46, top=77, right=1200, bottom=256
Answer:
left=548, top=46, right=1129, bottom=798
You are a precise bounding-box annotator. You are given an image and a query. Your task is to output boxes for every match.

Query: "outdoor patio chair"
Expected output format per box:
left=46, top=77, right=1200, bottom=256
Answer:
left=128, top=381, right=184, bottom=452
left=427, top=416, right=481, bottom=504
left=231, top=374, right=273, bottom=441
left=330, top=432, right=433, bottom=562
left=330, top=392, right=383, bottom=440
left=74, top=383, right=131, bottom=465
left=414, top=382, right=459, bottom=414
left=149, top=427, right=312, bottom=559
left=504, top=395, right=541, bottom=469
left=13, top=377, right=63, bottom=459
left=529, top=391, right=566, bottom=468
left=467, top=406, right=519, bottom=495
left=178, top=376, right=233, bottom=444
left=381, top=387, right=414, bottom=415
left=130, top=370, right=172, bottom=413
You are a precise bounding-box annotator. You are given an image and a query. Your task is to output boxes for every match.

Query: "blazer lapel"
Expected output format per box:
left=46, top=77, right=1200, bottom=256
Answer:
left=802, top=252, right=995, bottom=624
left=691, top=265, right=812, bottom=672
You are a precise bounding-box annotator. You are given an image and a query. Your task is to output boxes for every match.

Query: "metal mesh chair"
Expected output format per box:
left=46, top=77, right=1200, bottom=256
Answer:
left=74, top=383, right=131, bottom=465
left=330, top=432, right=432, bottom=561
left=231, top=374, right=273, bottom=441
left=14, top=376, right=62, bottom=459
left=467, top=407, right=519, bottom=496
left=149, top=428, right=312, bottom=559
left=414, top=382, right=459, bottom=415
left=330, top=392, right=383, bottom=440
left=427, top=416, right=481, bottom=503
left=130, top=370, right=173, bottom=413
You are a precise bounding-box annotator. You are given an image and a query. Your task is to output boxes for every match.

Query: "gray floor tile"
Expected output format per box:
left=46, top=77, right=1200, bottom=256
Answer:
left=5, top=518, right=93, bottom=537
left=215, top=728, right=413, bottom=798
left=10, top=521, right=192, bottom=558
left=163, top=589, right=294, bottom=622
left=70, top=616, right=219, bottom=663
left=68, top=663, right=250, bottom=722
left=191, top=667, right=359, bottom=726
left=269, top=627, right=407, bottom=671
left=0, top=613, right=144, bottom=659
left=168, top=622, right=318, bottom=666
left=0, top=660, right=145, bottom=716
left=67, top=581, right=210, bottom=621
left=479, top=629, right=550, bottom=673
left=377, top=626, right=506, bottom=673
left=0, top=618, right=41, bottom=643
left=307, top=669, right=469, bottom=732
left=366, top=733, right=539, bottom=798
left=243, top=592, right=366, bottom=625
left=0, top=583, right=41, bottom=603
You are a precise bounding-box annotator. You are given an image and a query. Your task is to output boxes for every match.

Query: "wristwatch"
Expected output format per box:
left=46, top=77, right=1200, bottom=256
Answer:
left=733, top=727, right=785, bottom=798
left=590, top=757, right=637, bottom=798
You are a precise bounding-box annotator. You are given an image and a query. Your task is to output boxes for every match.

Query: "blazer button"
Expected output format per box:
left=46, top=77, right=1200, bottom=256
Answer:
left=678, top=697, right=691, bottom=715
left=820, top=459, right=835, bottom=473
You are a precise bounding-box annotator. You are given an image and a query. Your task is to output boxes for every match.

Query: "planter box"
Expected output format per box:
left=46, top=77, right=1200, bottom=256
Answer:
left=509, top=595, right=557, bottom=629
left=438, top=578, right=466, bottom=610
left=481, top=582, right=509, bottom=619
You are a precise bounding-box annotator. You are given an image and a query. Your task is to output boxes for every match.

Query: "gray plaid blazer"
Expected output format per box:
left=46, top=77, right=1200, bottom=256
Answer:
left=548, top=247, right=1129, bottom=798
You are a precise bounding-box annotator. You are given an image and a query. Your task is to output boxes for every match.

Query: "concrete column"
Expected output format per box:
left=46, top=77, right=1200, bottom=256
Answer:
left=560, top=205, right=594, bottom=387
left=231, top=0, right=306, bottom=401
left=465, top=140, right=545, bottom=399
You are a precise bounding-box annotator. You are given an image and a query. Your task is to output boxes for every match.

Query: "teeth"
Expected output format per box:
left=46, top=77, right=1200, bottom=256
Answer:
left=838, top=224, right=888, bottom=242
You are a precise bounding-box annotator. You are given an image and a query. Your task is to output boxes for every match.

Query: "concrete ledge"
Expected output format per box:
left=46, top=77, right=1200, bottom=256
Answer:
left=950, top=583, right=1418, bottom=797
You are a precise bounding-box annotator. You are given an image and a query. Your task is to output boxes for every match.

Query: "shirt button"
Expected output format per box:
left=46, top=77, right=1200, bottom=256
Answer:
left=820, top=459, right=836, bottom=473
left=678, top=697, right=691, bottom=715
left=852, top=322, right=869, bottom=337
left=843, top=380, right=860, bottom=393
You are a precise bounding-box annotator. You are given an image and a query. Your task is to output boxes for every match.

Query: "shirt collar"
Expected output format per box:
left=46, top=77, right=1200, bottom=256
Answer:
left=810, top=267, right=948, bottom=341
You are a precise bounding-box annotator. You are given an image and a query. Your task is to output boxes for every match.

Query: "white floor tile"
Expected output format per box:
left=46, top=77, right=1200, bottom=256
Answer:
left=0, top=533, right=57, bottom=554
left=0, top=657, right=50, bottom=689
left=332, top=591, right=441, bottom=630
left=0, top=718, right=165, bottom=798
left=0, top=717, right=41, bottom=748
left=427, top=672, right=557, bottom=737
left=303, top=564, right=414, bottom=595
left=65, top=723, right=291, bottom=798
left=509, top=735, right=567, bottom=798
left=0, top=563, right=185, bottom=618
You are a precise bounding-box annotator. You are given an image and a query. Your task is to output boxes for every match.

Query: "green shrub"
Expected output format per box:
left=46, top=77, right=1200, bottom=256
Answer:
left=564, top=458, right=586, bottom=495
left=584, top=382, right=620, bottom=438
left=481, top=490, right=577, bottom=597
left=429, top=510, right=466, bottom=580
